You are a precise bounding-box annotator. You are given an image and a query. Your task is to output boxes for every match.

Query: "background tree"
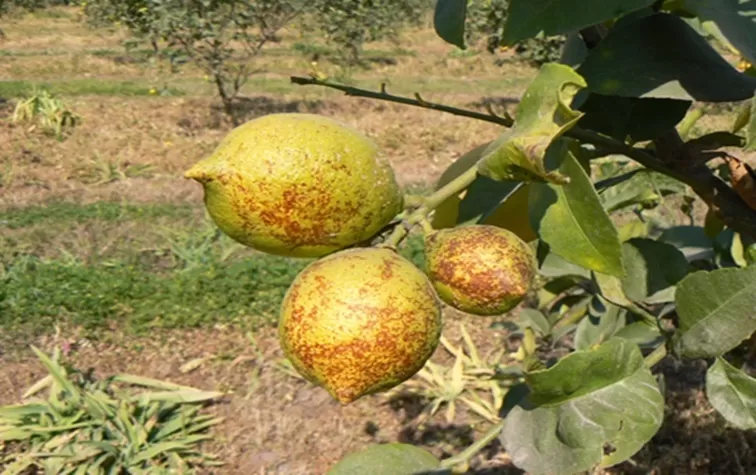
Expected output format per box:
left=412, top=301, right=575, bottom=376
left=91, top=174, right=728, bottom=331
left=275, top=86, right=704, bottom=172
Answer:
left=465, top=0, right=565, bottom=65
left=84, top=0, right=306, bottom=122
left=309, top=0, right=428, bottom=68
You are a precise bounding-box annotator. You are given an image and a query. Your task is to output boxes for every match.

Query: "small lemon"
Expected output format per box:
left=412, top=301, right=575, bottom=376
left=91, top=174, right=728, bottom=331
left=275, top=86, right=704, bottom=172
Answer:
left=425, top=225, right=537, bottom=316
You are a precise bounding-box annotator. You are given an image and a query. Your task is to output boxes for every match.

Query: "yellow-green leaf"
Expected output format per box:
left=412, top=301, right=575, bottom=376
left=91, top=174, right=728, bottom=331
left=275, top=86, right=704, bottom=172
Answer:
left=478, top=64, right=586, bottom=184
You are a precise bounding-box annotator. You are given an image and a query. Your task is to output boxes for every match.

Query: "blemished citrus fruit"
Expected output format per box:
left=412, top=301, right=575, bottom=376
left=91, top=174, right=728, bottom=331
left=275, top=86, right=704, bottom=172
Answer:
left=185, top=113, right=403, bottom=258
left=425, top=225, right=537, bottom=316
left=279, top=247, right=442, bottom=404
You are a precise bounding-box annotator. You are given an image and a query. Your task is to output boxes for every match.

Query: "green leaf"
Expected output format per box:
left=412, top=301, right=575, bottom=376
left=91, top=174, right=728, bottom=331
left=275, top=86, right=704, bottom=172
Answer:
left=530, top=150, right=624, bottom=277
left=706, top=357, right=756, bottom=430
left=683, top=0, right=756, bottom=64
left=519, top=308, right=552, bottom=336
left=599, top=170, right=688, bottom=213
left=559, top=33, right=589, bottom=68
left=459, top=178, right=521, bottom=224
left=478, top=64, right=586, bottom=184
left=327, top=443, right=445, bottom=475
left=537, top=242, right=592, bottom=282
left=621, top=238, right=690, bottom=302
left=500, top=339, right=664, bottom=474
left=658, top=225, right=714, bottom=261
left=672, top=266, right=756, bottom=358
left=30, top=347, right=80, bottom=403
left=134, top=390, right=223, bottom=404
left=130, top=441, right=193, bottom=465
left=112, top=374, right=200, bottom=392
left=574, top=296, right=626, bottom=350
left=578, top=95, right=691, bottom=142
left=578, top=13, right=756, bottom=102
left=501, top=0, right=656, bottom=44
left=433, top=0, right=467, bottom=49
left=613, top=322, right=663, bottom=347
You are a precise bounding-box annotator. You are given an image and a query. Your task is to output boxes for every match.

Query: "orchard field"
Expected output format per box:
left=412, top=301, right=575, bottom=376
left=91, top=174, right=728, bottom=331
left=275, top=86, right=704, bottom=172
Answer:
left=1, top=4, right=755, bottom=475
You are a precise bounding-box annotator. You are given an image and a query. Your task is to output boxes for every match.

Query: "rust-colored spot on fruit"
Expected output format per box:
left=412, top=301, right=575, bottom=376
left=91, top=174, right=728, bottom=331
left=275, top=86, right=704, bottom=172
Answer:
left=279, top=247, right=442, bottom=404
left=426, top=225, right=536, bottom=316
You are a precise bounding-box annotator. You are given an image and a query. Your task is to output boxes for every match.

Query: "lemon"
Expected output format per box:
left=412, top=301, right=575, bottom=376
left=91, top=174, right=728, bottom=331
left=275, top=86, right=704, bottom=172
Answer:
left=185, top=113, right=403, bottom=257
left=425, top=225, right=537, bottom=316
left=279, top=247, right=442, bottom=403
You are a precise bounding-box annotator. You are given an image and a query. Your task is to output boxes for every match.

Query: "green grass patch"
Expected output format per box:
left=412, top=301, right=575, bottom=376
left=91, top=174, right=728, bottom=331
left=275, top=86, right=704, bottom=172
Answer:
left=0, top=79, right=185, bottom=98
left=0, top=254, right=309, bottom=336
left=0, top=201, right=195, bottom=229
left=0, top=233, right=427, bottom=340
left=0, top=73, right=526, bottom=99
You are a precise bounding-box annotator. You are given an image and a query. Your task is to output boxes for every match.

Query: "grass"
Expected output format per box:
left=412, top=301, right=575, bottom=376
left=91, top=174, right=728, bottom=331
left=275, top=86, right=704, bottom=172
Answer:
left=0, top=252, right=309, bottom=337
left=0, top=201, right=194, bottom=229
left=0, top=79, right=185, bottom=97
left=0, top=198, right=428, bottom=340
left=0, top=75, right=527, bottom=98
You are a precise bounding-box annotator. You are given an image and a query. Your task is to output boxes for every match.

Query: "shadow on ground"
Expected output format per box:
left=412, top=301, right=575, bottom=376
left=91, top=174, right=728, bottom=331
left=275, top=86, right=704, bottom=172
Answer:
left=177, top=95, right=326, bottom=133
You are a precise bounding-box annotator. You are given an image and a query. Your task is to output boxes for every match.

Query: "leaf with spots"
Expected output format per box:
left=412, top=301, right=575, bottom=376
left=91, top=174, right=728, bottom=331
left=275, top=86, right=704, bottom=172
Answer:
left=327, top=443, right=446, bottom=475
left=706, top=357, right=756, bottom=430
left=500, top=338, right=664, bottom=474
left=578, top=13, right=756, bottom=102
left=672, top=266, right=756, bottom=358
left=529, top=149, right=624, bottom=277
left=478, top=64, right=586, bottom=184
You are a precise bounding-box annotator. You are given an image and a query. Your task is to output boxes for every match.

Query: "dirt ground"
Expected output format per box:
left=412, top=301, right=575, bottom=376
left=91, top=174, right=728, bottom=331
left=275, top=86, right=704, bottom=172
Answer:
left=2, top=316, right=754, bottom=475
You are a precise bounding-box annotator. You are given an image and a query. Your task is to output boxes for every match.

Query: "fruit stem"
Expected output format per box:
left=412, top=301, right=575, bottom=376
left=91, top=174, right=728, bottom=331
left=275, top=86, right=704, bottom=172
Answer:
left=423, top=165, right=479, bottom=211
left=379, top=167, right=478, bottom=249
left=676, top=107, right=704, bottom=139
left=643, top=343, right=668, bottom=369
left=439, top=420, right=506, bottom=470
left=403, top=194, right=425, bottom=208
left=379, top=223, right=409, bottom=249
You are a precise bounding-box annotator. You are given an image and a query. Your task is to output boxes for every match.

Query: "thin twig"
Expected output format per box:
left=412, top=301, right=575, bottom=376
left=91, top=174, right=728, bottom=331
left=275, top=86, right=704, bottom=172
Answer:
left=290, top=75, right=514, bottom=126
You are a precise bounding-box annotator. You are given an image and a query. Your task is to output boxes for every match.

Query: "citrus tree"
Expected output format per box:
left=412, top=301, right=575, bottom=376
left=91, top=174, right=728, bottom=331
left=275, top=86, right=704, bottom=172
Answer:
left=184, top=0, right=756, bottom=473
left=307, top=0, right=427, bottom=67
left=465, top=0, right=565, bottom=66
left=84, top=0, right=305, bottom=122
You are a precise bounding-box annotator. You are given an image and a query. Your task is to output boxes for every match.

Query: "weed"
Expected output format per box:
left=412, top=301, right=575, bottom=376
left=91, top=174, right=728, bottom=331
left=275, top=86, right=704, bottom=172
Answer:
left=392, top=323, right=508, bottom=425
left=159, top=217, right=243, bottom=270
left=0, top=79, right=185, bottom=97
left=10, top=87, right=80, bottom=139
left=0, top=225, right=427, bottom=343
left=71, top=155, right=155, bottom=185
left=0, top=346, right=223, bottom=473
left=0, top=252, right=308, bottom=338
